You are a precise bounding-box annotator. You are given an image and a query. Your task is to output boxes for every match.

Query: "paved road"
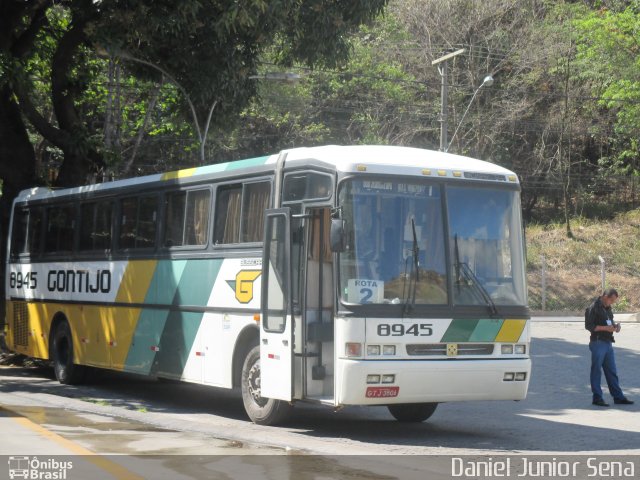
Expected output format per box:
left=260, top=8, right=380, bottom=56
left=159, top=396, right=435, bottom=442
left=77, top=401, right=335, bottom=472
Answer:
left=0, top=320, right=638, bottom=477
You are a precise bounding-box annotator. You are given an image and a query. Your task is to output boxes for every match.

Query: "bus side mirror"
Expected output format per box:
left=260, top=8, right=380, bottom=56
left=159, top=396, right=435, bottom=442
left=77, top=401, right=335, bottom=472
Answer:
left=330, top=218, right=346, bottom=252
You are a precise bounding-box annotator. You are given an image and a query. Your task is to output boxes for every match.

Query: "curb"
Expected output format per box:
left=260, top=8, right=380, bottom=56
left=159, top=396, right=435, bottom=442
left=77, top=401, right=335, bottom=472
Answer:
left=531, top=313, right=640, bottom=322
left=613, top=313, right=640, bottom=323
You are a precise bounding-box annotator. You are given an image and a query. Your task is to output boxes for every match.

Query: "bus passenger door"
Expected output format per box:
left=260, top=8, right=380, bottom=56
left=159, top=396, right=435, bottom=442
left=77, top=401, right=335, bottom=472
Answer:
left=260, top=208, right=293, bottom=401
left=302, top=208, right=335, bottom=402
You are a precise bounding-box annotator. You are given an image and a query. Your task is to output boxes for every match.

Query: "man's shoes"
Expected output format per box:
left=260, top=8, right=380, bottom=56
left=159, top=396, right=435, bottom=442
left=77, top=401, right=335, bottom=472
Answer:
left=614, top=398, right=634, bottom=405
left=592, top=399, right=610, bottom=407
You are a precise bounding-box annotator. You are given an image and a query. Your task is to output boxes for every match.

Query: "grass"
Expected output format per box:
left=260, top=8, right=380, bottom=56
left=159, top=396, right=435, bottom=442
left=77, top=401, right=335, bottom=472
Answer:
left=526, top=210, right=640, bottom=312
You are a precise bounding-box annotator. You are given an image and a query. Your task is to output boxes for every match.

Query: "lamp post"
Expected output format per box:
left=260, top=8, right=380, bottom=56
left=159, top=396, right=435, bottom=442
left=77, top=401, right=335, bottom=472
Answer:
left=446, top=74, right=494, bottom=153
left=432, top=48, right=466, bottom=151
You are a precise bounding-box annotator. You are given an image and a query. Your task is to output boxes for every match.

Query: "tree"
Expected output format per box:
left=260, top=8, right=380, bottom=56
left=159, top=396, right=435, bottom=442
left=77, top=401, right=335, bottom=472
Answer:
left=0, top=0, right=388, bottom=326
left=573, top=1, right=640, bottom=175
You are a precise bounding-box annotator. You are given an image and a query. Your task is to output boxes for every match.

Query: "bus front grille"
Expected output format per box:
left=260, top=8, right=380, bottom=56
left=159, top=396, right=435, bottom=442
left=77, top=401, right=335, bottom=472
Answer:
left=13, top=302, right=29, bottom=347
left=406, top=343, right=495, bottom=356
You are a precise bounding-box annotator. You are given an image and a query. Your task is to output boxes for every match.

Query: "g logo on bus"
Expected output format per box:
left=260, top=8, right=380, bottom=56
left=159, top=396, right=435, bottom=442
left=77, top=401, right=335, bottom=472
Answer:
left=447, top=343, right=458, bottom=357
left=227, top=270, right=262, bottom=303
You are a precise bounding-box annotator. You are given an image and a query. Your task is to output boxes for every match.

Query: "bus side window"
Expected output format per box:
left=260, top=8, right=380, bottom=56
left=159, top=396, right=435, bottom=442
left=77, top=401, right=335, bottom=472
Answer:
left=28, top=208, right=43, bottom=256
left=164, top=191, right=187, bottom=247
left=185, top=189, right=211, bottom=246
left=214, top=185, right=241, bottom=244
left=137, top=196, right=158, bottom=248
left=9, top=207, right=43, bottom=259
left=214, top=181, right=271, bottom=245
left=79, top=201, right=113, bottom=251
left=283, top=172, right=332, bottom=201
left=164, top=189, right=211, bottom=247
left=44, top=205, right=76, bottom=254
left=94, top=201, right=113, bottom=250
left=10, top=208, right=30, bottom=259
left=119, top=195, right=158, bottom=250
left=241, top=182, right=270, bottom=243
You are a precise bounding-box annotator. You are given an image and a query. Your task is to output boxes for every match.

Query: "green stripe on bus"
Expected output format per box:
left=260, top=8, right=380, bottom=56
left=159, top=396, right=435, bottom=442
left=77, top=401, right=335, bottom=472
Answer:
left=224, top=155, right=269, bottom=170
left=153, top=311, right=204, bottom=377
left=123, top=259, right=223, bottom=375
left=172, top=259, right=223, bottom=306
left=441, top=319, right=480, bottom=342
left=123, top=308, right=170, bottom=375
left=123, top=260, right=188, bottom=374
left=469, top=318, right=504, bottom=342
left=145, top=260, right=188, bottom=304
left=150, top=259, right=223, bottom=376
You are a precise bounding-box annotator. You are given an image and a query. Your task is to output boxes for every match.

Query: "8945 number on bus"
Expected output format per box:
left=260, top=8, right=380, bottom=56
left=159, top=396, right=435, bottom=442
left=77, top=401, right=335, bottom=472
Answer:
left=9, top=271, right=37, bottom=289
left=377, top=323, right=433, bottom=336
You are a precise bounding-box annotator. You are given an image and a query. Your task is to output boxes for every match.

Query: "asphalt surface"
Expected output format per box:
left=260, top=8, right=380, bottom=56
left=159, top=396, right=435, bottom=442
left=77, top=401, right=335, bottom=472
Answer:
left=0, top=319, right=638, bottom=478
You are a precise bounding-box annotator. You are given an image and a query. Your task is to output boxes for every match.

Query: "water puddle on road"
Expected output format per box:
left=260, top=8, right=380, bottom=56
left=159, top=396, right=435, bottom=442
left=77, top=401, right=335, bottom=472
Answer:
left=10, top=405, right=278, bottom=455
left=4, top=405, right=417, bottom=479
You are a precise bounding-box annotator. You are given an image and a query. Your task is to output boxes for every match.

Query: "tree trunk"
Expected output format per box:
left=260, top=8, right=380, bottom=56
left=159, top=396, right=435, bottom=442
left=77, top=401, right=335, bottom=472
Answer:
left=0, top=85, right=39, bottom=329
left=50, top=8, right=103, bottom=187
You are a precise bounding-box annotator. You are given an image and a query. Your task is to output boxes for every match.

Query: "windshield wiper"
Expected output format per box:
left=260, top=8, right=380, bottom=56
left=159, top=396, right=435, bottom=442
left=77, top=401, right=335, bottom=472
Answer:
left=403, top=218, right=420, bottom=316
left=454, top=235, right=498, bottom=317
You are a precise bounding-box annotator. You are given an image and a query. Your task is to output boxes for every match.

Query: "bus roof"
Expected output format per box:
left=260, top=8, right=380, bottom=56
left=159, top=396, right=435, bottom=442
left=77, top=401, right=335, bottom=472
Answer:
left=282, top=145, right=516, bottom=178
left=13, top=145, right=518, bottom=203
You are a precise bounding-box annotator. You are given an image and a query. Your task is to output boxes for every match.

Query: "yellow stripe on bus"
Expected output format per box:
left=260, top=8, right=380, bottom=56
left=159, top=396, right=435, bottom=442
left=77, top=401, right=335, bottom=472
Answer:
left=106, top=306, right=142, bottom=370
left=27, top=303, right=52, bottom=359
left=161, top=167, right=197, bottom=180
left=495, top=319, right=527, bottom=343
left=115, top=260, right=157, bottom=304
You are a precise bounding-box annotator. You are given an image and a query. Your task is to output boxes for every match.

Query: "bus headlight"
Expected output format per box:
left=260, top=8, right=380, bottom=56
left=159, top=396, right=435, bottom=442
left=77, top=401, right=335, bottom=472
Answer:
left=381, top=374, right=395, bottom=384
left=382, top=345, right=396, bottom=356
left=367, top=345, right=381, bottom=356
left=515, top=372, right=527, bottom=381
left=367, top=374, right=381, bottom=384
left=515, top=344, right=526, bottom=354
left=501, top=344, right=514, bottom=355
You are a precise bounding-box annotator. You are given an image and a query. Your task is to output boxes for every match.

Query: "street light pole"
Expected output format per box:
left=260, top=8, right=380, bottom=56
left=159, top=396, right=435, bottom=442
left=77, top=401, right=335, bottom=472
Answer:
left=432, top=48, right=465, bottom=151
left=446, top=74, right=494, bottom=153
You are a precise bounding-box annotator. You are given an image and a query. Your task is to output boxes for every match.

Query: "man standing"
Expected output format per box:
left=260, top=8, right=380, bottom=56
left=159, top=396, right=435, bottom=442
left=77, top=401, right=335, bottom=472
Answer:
left=585, top=288, right=634, bottom=407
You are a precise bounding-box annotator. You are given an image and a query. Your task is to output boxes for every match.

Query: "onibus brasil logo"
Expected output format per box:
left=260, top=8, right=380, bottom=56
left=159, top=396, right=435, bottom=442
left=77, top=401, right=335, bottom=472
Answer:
left=8, top=456, right=73, bottom=479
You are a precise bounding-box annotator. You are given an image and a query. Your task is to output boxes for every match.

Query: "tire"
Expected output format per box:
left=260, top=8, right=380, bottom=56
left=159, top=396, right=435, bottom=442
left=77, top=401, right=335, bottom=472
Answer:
left=387, top=402, right=438, bottom=422
left=241, top=345, right=292, bottom=425
left=51, top=321, right=86, bottom=385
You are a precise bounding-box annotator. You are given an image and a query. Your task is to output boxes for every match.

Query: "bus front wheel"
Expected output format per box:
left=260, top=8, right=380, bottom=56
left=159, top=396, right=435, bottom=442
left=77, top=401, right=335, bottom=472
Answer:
left=241, top=345, right=291, bottom=425
left=387, top=402, right=438, bottom=422
left=51, top=321, right=86, bottom=385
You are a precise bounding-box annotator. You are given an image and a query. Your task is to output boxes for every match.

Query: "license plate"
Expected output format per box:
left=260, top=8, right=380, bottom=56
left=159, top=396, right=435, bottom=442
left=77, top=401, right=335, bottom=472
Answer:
left=366, top=386, right=399, bottom=398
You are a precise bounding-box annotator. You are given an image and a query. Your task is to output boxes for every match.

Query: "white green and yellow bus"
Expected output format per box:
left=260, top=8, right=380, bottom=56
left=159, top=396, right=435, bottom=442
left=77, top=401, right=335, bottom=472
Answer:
left=5, top=145, right=530, bottom=425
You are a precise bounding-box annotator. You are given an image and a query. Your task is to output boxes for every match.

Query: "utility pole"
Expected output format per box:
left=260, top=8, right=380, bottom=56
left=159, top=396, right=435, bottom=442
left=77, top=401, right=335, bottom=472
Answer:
left=432, top=48, right=465, bottom=151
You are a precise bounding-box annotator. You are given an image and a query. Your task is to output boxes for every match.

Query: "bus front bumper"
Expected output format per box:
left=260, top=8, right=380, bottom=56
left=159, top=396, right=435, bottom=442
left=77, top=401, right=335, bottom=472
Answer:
left=335, top=358, right=531, bottom=405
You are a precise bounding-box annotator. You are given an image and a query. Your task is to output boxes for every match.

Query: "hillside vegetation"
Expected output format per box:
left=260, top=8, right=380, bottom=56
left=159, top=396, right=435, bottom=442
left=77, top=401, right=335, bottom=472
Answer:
left=526, top=210, right=640, bottom=313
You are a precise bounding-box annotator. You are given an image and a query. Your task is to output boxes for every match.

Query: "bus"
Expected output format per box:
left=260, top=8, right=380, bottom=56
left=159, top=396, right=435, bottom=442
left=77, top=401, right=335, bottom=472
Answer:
left=4, top=145, right=530, bottom=425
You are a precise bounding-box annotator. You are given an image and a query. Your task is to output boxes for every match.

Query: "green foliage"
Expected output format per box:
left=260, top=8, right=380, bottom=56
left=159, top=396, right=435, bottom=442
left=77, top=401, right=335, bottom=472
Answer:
left=0, top=0, right=389, bottom=186
left=233, top=12, right=421, bottom=151
left=573, top=2, right=640, bottom=172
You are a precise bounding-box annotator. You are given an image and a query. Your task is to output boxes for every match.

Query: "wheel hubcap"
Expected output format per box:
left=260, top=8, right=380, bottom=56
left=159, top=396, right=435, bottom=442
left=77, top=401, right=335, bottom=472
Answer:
left=246, top=360, right=267, bottom=407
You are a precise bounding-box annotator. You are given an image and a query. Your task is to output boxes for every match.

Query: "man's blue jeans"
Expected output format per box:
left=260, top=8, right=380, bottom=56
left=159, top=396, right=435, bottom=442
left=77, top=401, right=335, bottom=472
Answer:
left=589, top=339, right=624, bottom=401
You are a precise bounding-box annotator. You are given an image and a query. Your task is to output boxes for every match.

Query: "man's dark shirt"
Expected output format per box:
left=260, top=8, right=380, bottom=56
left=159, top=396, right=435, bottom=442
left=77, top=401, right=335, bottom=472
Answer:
left=586, top=297, right=615, bottom=342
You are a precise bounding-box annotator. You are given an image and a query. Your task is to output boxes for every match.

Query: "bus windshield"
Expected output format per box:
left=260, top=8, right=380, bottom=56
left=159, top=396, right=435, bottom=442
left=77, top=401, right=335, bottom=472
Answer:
left=337, top=179, right=526, bottom=308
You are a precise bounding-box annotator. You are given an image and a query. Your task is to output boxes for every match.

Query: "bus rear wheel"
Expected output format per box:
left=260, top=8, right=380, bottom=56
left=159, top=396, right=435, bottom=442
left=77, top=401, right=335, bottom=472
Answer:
left=387, top=402, right=438, bottom=422
left=51, top=321, right=86, bottom=385
left=241, top=345, right=291, bottom=425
